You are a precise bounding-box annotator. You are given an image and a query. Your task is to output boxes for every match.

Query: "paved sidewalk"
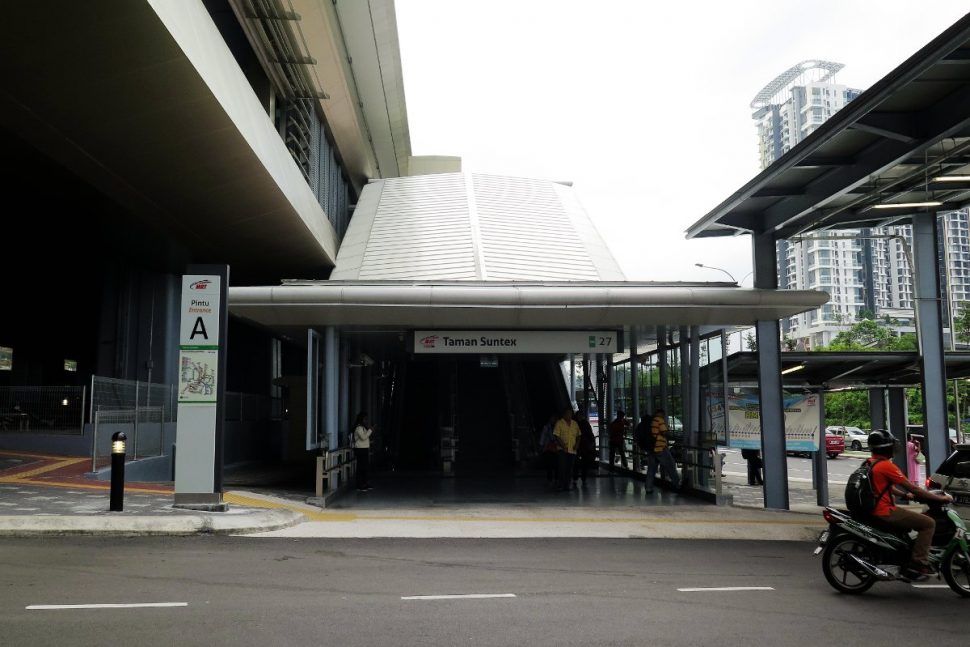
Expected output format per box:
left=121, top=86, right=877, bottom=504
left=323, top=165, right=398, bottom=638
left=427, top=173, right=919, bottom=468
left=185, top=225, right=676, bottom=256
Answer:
left=0, top=451, right=301, bottom=537
left=0, top=451, right=831, bottom=540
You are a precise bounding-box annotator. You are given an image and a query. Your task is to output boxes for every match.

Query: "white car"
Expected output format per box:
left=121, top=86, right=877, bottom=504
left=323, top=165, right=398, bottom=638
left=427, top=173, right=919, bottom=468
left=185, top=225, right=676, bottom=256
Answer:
left=826, top=425, right=868, bottom=452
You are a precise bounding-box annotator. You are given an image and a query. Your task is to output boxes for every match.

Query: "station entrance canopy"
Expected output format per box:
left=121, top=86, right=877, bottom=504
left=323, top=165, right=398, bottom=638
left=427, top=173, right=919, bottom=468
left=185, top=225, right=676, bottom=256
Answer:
left=228, top=281, right=828, bottom=338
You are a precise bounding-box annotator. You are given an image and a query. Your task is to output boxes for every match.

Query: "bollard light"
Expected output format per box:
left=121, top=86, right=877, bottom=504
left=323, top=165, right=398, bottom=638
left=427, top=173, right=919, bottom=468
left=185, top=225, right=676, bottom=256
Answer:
left=109, top=431, right=127, bottom=512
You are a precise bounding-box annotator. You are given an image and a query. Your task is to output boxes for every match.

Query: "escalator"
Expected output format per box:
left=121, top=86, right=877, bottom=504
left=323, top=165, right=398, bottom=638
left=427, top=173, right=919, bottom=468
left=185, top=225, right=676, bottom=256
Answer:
left=387, top=357, right=572, bottom=477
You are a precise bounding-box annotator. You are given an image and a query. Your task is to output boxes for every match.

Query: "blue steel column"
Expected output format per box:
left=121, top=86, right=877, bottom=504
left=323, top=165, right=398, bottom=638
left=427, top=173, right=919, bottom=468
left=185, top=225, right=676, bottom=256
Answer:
left=689, top=325, right=701, bottom=449
left=323, top=326, right=339, bottom=450
left=604, top=354, right=614, bottom=462
left=912, top=213, right=950, bottom=472
left=868, top=388, right=887, bottom=432
left=658, top=326, right=668, bottom=414
left=812, top=389, right=828, bottom=506
left=679, top=327, right=690, bottom=439
left=888, top=388, right=908, bottom=477
left=629, top=330, right=641, bottom=471
left=753, top=231, right=789, bottom=509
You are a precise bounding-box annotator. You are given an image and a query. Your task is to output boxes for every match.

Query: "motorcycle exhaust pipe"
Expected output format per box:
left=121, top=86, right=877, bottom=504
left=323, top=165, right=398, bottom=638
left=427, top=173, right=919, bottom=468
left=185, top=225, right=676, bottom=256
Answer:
left=844, top=553, right=894, bottom=581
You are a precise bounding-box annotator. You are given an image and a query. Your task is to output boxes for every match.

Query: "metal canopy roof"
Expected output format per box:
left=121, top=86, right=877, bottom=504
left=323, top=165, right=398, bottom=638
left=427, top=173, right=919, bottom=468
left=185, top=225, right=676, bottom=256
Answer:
left=228, top=281, right=827, bottom=332
left=706, top=351, right=970, bottom=388
left=687, top=12, right=970, bottom=241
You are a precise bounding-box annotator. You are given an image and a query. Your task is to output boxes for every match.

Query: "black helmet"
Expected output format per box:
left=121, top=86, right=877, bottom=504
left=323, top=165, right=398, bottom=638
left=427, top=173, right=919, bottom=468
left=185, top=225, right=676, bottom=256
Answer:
left=868, top=429, right=897, bottom=456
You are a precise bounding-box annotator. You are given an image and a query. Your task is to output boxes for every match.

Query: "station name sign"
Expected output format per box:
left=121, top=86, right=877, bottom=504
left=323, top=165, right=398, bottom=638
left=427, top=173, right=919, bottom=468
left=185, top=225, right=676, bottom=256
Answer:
left=413, top=330, right=620, bottom=354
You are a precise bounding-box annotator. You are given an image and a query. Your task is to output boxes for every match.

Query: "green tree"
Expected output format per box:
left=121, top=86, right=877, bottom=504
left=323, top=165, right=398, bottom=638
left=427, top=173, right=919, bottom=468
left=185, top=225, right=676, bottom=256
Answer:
left=826, top=319, right=917, bottom=351
left=745, top=333, right=757, bottom=351
left=955, top=302, right=970, bottom=345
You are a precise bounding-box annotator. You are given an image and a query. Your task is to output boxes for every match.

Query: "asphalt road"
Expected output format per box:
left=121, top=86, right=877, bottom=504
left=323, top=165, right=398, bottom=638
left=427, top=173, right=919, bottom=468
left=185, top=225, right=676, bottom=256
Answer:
left=1, top=537, right=967, bottom=646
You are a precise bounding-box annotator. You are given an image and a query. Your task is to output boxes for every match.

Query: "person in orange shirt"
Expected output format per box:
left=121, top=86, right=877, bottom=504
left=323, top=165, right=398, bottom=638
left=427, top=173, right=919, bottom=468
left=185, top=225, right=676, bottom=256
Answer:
left=865, top=429, right=952, bottom=579
left=553, top=407, right=581, bottom=491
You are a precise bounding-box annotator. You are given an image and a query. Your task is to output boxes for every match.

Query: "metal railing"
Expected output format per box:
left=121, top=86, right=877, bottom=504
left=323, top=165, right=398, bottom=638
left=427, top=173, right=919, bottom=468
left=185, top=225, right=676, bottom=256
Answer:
left=89, top=376, right=176, bottom=424
left=601, top=431, right=724, bottom=497
left=0, top=386, right=86, bottom=435
left=91, top=407, right=164, bottom=471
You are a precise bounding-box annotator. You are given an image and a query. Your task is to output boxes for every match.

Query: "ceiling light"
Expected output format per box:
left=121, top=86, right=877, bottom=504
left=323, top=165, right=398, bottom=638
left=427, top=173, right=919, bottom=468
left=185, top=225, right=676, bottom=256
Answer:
left=870, top=201, right=943, bottom=210
left=932, top=175, right=970, bottom=182
left=781, top=364, right=805, bottom=375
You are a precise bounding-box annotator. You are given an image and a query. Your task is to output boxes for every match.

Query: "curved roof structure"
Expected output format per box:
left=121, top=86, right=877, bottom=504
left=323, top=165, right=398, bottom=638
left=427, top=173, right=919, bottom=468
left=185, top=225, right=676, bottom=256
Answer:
left=229, top=282, right=828, bottom=329
left=331, top=173, right=625, bottom=281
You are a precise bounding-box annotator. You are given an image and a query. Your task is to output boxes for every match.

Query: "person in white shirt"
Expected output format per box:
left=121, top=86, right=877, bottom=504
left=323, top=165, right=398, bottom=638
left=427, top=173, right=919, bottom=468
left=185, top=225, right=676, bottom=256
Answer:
left=353, top=411, right=374, bottom=491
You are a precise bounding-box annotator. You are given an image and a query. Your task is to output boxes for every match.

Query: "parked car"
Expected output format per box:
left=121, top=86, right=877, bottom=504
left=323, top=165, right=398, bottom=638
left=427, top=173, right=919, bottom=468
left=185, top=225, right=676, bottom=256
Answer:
left=786, top=432, right=844, bottom=459
left=927, top=444, right=970, bottom=523
left=826, top=425, right=868, bottom=451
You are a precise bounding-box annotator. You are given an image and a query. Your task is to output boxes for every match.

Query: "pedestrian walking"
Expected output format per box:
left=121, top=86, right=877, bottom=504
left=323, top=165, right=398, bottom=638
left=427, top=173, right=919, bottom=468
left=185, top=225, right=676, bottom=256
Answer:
left=574, top=408, right=597, bottom=485
left=645, top=408, right=680, bottom=493
left=906, top=433, right=922, bottom=486
left=608, top=410, right=629, bottom=470
left=353, top=411, right=374, bottom=491
left=553, top=406, right=580, bottom=491
left=538, top=414, right=559, bottom=484
left=741, top=448, right=764, bottom=485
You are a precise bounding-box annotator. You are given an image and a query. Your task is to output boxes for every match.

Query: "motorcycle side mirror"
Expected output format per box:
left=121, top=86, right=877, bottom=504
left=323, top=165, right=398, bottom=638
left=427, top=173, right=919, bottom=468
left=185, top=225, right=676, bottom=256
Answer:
left=954, top=461, right=970, bottom=478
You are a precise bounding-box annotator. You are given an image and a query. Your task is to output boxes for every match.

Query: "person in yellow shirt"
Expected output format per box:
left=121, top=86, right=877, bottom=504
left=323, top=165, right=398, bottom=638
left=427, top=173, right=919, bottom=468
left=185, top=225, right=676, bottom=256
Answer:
left=646, top=408, right=681, bottom=493
left=553, top=406, right=581, bottom=491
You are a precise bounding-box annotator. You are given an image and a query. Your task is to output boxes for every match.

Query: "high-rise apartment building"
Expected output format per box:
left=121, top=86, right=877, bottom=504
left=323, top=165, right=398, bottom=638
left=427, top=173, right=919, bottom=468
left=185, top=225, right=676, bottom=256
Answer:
left=753, top=62, right=970, bottom=348
left=752, top=61, right=863, bottom=347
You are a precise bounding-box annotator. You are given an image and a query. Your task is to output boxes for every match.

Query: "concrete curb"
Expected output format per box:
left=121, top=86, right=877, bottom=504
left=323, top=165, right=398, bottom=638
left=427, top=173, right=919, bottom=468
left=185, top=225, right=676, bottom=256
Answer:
left=0, top=508, right=303, bottom=537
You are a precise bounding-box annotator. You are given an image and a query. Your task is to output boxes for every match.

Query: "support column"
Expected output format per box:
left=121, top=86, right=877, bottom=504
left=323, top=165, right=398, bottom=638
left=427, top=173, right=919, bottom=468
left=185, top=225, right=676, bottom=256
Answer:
left=868, top=387, right=887, bottom=432
left=913, top=213, right=950, bottom=472
left=630, top=330, right=641, bottom=471
left=679, top=327, right=690, bottom=436
left=812, top=389, right=828, bottom=506
left=721, top=330, right=730, bottom=447
left=658, top=326, right=668, bottom=414
left=689, top=325, right=701, bottom=448
left=753, top=230, right=789, bottom=510
left=339, top=339, right=349, bottom=447
left=323, top=326, right=339, bottom=450
left=570, top=356, right=576, bottom=407
left=604, top=355, right=614, bottom=462
left=888, top=388, right=908, bottom=477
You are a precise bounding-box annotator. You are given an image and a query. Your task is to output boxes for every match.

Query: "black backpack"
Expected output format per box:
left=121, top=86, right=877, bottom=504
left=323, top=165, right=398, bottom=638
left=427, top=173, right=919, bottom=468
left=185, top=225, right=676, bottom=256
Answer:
left=844, top=458, right=893, bottom=516
left=634, top=420, right=655, bottom=452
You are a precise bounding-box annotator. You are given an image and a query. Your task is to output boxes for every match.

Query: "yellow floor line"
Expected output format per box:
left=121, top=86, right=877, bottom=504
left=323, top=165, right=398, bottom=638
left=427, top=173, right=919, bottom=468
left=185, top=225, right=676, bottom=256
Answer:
left=0, top=457, right=88, bottom=481
left=223, top=492, right=356, bottom=522
left=221, top=493, right=823, bottom=527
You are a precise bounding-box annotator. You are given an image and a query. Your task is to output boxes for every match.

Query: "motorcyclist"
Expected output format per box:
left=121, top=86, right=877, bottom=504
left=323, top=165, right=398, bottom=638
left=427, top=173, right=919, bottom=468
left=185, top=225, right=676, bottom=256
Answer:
left=864, top=429, right=953, bottom=579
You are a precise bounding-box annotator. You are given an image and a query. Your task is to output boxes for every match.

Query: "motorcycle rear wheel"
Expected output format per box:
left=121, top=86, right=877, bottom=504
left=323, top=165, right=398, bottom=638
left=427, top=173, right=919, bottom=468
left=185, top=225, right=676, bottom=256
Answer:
left=822, top=536, right=877, bottom=594
left=942, top=549, right=970, bottom=598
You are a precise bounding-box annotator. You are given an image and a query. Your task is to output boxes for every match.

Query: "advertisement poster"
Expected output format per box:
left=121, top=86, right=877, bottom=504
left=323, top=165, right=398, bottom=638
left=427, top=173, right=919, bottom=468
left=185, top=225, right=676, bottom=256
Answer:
left=709, top=389, right=820, bottom=452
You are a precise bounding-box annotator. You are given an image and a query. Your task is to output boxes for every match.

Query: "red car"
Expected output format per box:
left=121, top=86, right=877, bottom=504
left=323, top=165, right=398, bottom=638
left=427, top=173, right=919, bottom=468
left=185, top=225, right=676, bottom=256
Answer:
left=787, top=432, right=844, bottom=459
left=824, top=432, right=845, bottom=459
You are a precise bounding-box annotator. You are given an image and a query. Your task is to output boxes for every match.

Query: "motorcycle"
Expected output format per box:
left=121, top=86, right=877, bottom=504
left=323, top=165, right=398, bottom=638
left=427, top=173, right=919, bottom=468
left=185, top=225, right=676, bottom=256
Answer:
left=813, top=495, right=970, bottom=597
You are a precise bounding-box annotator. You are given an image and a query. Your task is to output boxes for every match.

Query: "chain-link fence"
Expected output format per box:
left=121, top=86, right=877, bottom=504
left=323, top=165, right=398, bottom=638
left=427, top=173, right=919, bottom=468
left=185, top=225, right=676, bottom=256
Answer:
left=0, top=386, right=85, bottom=434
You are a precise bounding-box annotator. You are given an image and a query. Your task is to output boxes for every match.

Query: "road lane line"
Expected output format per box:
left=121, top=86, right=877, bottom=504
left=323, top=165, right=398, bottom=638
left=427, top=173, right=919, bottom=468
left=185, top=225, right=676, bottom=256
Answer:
left=26, top=603, right=188, bottom=610
left=910, top=584, right=951, bottom=589
left=677, top=587, right=775, bottom=592
left=401, top=594, right=516, bottom=601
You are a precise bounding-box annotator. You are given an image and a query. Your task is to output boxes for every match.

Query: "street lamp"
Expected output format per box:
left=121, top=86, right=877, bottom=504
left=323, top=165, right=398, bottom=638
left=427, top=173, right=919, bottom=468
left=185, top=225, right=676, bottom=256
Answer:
left=695, top=263, right=737, bottom=283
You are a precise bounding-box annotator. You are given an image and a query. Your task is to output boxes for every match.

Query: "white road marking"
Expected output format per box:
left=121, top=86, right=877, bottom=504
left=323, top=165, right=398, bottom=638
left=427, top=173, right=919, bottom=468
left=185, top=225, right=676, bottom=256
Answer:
left=401, top=594, right=517, bottom=601
left=910, top=584, right=951, bottom=589
left=26, top=603, right=188, bottom=610
left=677, top=587, right=775, bottom=592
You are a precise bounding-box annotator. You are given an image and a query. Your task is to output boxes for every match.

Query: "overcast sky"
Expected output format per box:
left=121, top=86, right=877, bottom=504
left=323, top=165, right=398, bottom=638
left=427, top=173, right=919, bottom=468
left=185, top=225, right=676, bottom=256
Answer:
left=395, top=1, right=970, bottom=283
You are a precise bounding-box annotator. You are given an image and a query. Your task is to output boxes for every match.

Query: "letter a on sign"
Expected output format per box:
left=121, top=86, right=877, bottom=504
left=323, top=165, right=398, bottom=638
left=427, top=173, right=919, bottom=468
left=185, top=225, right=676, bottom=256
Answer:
left=190, top=316, right=209, bottom=340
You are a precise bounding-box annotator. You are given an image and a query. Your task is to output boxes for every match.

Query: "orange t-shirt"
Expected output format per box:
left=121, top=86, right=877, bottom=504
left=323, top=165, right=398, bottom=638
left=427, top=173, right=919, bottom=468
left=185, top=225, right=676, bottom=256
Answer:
left=869, top=457, right=910, bottom=516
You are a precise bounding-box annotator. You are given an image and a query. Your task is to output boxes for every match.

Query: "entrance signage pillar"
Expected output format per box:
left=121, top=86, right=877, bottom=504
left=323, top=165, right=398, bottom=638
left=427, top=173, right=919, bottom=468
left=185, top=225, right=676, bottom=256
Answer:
left=323, top=326, right=339, bottom=450
left=173, top=264, right=229, bottom=511
left=812, top=389, right=828, bottom=506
